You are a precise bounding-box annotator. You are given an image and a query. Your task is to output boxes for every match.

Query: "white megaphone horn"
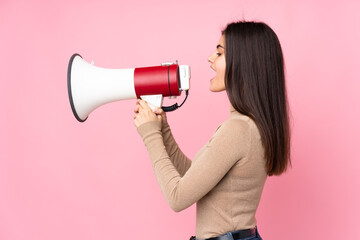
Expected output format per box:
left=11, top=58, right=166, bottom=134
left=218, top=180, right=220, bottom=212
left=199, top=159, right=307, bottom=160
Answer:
left=67, top=54, right=190, bottom=122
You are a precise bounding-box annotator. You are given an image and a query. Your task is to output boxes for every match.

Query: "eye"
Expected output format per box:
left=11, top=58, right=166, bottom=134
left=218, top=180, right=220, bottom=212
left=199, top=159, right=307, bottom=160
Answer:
left=216, top=52, right=222, bottom=56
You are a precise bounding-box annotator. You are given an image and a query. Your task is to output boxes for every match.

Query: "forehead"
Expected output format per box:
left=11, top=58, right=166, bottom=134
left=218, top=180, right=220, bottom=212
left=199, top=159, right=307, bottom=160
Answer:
left=217, top=35, right=225, bottom=47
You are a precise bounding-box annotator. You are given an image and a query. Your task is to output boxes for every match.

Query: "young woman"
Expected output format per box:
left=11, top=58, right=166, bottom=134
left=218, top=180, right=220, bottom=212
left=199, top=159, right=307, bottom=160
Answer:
left=133, top=21, right=291, bottom=240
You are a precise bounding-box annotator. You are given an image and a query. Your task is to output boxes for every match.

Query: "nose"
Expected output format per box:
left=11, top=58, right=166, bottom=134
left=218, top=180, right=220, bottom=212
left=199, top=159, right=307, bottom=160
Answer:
left=208, top=54, right=214, bottom=63
left=208, top=50, right=218, bottom=63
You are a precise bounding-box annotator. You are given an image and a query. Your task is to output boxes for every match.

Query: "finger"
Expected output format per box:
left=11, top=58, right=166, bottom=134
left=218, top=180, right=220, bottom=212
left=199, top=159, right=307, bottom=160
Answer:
left=137, top=101, right=146, bottom=111
left=139, top=100, right=152, bottom=111
left=134, top=118, right=139, bottom=128
left=134, top=105, right=139, bottom=113
left=154, top=107, right=162, bottom=114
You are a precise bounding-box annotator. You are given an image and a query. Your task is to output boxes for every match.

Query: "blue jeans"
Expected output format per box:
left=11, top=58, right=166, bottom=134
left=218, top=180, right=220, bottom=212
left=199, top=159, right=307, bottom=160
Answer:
left=191, top=226, right=263, bottom=240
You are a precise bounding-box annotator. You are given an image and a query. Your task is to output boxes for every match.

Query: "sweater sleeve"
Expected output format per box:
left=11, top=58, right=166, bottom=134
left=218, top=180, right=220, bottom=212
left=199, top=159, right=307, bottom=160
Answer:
left=136, top=119, right=251, bottom=212
left=161, top=120, right=192, bottom=177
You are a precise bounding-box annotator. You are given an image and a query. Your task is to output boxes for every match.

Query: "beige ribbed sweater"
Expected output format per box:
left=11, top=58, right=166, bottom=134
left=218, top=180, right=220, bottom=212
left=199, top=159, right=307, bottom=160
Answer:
left=136, top=106, right=267, bottom=239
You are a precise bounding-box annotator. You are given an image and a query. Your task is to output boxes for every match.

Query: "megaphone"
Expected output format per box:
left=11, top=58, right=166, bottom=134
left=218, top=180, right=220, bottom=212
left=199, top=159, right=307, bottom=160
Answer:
left=67, top=53, right=190, bottom=122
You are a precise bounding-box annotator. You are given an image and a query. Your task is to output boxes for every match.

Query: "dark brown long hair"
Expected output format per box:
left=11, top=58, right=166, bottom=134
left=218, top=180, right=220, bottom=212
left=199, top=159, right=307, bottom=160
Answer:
left=222, top=21, right=291, bottom=176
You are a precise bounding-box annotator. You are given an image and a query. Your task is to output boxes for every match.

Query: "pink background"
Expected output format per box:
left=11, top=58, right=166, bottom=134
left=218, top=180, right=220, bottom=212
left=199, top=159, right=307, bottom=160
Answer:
left=1, top=0, right=359, bottom=239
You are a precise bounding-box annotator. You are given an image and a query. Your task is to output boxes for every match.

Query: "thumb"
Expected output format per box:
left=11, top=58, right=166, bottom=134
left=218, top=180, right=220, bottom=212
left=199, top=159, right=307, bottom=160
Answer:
left=157, top=114, right=162, bottom=122
left=154, top=107, right=163, bottom=114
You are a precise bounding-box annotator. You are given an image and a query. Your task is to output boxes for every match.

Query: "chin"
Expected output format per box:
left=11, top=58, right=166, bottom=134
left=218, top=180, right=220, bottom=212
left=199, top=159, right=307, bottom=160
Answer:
left=209, top=78, right=226, bottom=92
left=210, top=87, right=225, bottom=92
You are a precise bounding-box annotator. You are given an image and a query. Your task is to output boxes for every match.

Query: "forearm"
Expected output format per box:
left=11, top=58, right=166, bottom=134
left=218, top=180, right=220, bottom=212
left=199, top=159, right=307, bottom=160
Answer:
left=137, top=121, right=190, bottom=211
left=161, top=120, right=192, bottom=176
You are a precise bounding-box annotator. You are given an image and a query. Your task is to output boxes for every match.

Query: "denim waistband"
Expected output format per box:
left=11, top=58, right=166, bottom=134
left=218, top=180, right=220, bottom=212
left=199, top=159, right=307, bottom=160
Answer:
left=190, top=226, right=259, bottom=240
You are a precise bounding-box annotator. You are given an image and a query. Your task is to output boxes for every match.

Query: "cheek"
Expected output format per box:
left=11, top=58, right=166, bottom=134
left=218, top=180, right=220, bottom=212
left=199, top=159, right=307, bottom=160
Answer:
left=216, top=57, right=226, bottom=75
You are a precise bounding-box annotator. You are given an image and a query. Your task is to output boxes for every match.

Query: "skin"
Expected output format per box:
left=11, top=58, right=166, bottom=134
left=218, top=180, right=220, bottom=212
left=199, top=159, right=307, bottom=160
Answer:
left=207, top=34, right=226, bottom=92
left=134, top=35, right=226, bottom=128
left=133, top=99, right=163, bottom=128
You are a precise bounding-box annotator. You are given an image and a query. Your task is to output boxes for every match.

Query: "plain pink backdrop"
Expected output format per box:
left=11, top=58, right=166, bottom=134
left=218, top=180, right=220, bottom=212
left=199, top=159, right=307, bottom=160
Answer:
left=1, top=0, right=359, bottom=239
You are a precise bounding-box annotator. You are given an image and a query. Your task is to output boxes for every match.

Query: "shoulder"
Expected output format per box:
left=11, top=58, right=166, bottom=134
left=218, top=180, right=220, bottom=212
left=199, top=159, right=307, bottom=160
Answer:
left=218, top=115, right=252, bottom=136
left=211, top=116, right=252, bottom=145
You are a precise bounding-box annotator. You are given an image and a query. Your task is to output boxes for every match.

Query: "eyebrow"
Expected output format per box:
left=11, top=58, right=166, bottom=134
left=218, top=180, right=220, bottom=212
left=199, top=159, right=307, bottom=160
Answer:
left=216, top=44, right=225, bottom=49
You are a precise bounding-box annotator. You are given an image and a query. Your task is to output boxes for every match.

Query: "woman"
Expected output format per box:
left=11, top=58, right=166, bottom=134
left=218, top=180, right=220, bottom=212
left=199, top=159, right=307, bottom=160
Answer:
left=133, top=21, right=291, bottom=240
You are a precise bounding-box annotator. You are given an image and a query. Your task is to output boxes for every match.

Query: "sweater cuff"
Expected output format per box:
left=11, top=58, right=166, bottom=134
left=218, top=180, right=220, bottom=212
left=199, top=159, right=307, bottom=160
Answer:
left=136, top=121, right=162, bottom=138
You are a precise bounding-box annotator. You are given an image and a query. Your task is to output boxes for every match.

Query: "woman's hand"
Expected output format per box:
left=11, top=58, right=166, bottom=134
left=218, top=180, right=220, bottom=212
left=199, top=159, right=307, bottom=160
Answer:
left=153, top=106, right=167, bottom=125
left=133, top=99, right=162, bottom=128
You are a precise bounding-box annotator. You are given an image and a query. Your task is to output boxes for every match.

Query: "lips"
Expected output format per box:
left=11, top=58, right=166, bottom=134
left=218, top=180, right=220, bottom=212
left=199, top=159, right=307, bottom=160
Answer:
left=210, top=66, right=216, bottom=82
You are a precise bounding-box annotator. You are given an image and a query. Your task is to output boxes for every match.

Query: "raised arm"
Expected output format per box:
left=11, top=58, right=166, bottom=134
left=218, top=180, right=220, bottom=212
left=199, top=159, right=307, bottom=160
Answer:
left=136, top=118, right=251, bottom=212
left=156, top=108, right=192, bottom=177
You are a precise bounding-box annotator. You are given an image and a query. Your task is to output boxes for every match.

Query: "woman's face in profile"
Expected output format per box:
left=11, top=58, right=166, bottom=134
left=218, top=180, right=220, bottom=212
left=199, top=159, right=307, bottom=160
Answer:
left=208, top=35, right=226, bottom=92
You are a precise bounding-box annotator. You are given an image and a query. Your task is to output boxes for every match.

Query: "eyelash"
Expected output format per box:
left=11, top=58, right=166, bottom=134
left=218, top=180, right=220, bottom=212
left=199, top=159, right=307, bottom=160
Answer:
left=216, top=53, right=222, bottom=56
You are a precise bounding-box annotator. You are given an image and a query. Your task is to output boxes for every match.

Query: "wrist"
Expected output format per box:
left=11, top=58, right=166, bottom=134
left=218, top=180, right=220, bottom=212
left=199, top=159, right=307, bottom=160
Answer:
left=136, top=121, right=162, bottom=138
